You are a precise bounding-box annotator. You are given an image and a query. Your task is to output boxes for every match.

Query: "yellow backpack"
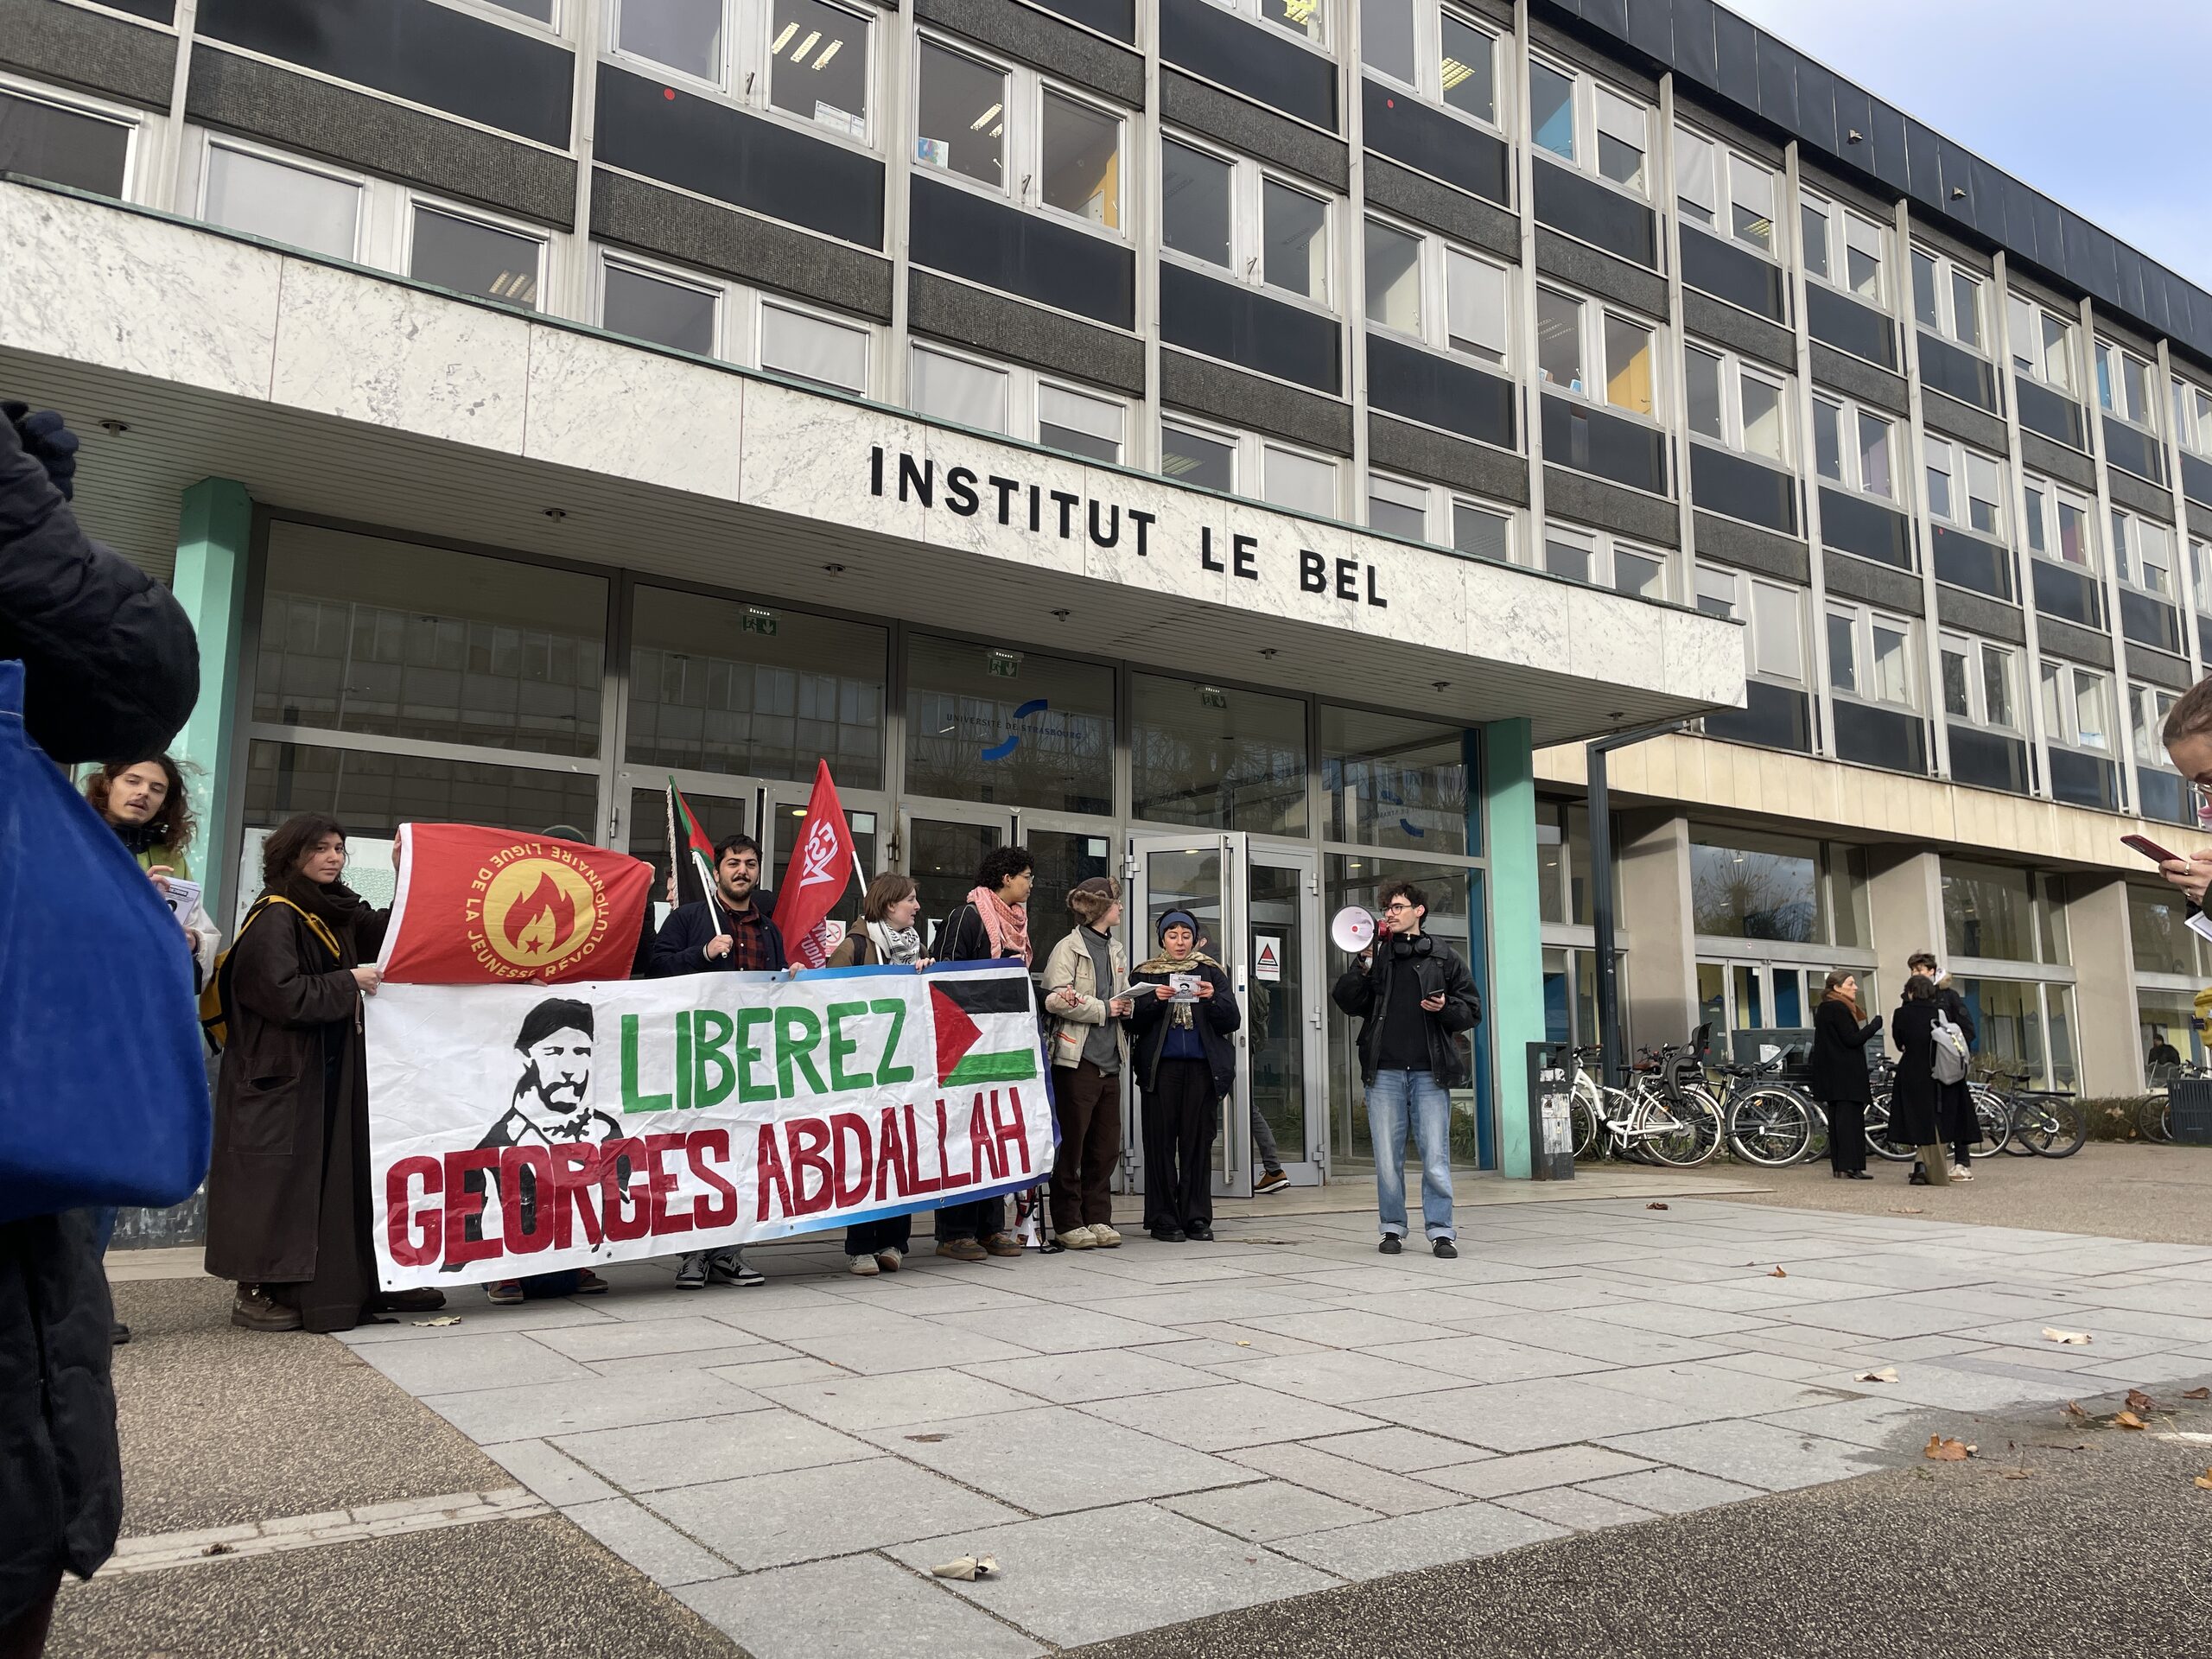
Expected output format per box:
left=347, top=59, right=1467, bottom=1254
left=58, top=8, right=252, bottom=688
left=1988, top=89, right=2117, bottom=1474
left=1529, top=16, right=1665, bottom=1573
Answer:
left=199, top=896, right=344, bottom=1054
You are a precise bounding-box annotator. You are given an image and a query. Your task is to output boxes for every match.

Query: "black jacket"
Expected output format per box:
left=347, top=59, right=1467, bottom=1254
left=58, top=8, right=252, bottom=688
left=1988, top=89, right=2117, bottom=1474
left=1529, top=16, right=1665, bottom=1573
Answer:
left=1807, top=999, right=1884, bottom=1103
left=1331, top=935, right=1483, bottom=1087
left=646, top=896, right=786, bottom=976
left=1890, top=1000, right=1942, bottom=1144
left=1128, top=959, right=1242, bottom=1098
left=0, top=413, right=197, bottom=763
left=934, top=902, right=1014, bottom=966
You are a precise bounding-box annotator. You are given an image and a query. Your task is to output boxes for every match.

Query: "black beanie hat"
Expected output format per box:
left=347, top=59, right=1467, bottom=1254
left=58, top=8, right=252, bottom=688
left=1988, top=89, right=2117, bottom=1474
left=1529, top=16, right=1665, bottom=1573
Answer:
left=516, top=995, right=594, bottom=1052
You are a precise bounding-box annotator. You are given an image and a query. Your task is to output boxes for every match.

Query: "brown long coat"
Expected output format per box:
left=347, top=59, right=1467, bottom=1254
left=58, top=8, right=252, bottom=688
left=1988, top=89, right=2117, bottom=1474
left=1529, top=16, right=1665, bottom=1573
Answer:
left=202, top=889, right=385, bottom=1332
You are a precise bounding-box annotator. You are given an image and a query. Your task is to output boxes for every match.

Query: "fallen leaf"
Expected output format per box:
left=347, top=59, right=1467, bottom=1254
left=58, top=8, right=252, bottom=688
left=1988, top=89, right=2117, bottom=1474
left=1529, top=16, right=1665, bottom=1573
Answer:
left=930, top=1555, right=998, bottom=1581
left=412, top=1315, right=462, bottom=1327
left=2196, top=1468, right=2212, bottom=1491
left=2185, top=1388, right=2211, bottom=1401
left=2042, top=1328, right=2093, bottom=1345
left=2113, top=1410, right=2146, bottom=1430
left=906, top=1433, right=947, bottom=1443
left=2063, top=1401, right=2088, bottom=1419
left=1235, top=1340, right=1252, bottom=1348
left=201, top=1542, right=233, bottom=1557
left=1924, top=1434, right=1974, bottom=1461
left=1646, top=1202, right=1669, bottom=1211
left=1769, top=1267, right=1789, bottom=1278
left=2126, top=1389, right=2158, bottom=1414
left=1857, top=1367, right=1899, bottom=1383
left=1890, top=1207, right=1926, bottom=1216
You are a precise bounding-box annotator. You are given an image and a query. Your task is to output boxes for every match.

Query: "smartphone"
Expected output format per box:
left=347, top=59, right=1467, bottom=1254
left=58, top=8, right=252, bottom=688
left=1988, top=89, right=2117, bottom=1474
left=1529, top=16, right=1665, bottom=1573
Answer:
left=2122, top=833, right=2183, bottom=865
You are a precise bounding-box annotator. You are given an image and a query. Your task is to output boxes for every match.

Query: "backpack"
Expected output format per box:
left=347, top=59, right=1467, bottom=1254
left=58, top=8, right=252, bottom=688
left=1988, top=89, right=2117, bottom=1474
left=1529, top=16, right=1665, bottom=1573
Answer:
left=1931, top=1008, right=1968, bottom=1085
left=199, top=895, right=342, bottom=1055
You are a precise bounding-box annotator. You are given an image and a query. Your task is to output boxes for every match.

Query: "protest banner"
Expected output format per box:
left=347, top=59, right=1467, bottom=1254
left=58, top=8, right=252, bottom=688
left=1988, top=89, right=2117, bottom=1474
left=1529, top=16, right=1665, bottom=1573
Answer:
left=379, top=823, right=653, bottom=986
left=365, top=961, right=1052, bottom=1288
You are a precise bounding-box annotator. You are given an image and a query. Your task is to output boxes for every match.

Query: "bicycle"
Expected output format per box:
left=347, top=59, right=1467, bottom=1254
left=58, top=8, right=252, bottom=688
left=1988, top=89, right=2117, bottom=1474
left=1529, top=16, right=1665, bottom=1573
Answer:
left=1562, top=1045, right=1723, bottom=1167
left=1866, top=1064, right=2009, bottom=1161
left=1984, top=1068, right=2088, bottom=1158
left=1708, top=1058, right=1822, bottom=1167
left=2137, top=1060, right=2195, bottom=1143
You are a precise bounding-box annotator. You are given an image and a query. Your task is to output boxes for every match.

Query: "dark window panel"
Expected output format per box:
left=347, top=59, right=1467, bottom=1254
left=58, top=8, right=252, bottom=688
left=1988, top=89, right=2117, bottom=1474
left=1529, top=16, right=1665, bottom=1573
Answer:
left=2200, top=612, right=2212, bottom=664
left=2119, top=588, right=2183, bottom=655
left=0, top=90, right=130, bottom=195
left=1713, top=6, right=1757, bottom=99
left=1819, top=487, right=1912, bottom=569
left=2048, top=747, right=2117, bottom=811
left=1806, top=283, right=1897, bottom=370
left=2102, top=416, right=2165, bottom=486
left=1929, top=524, right=2012, bottom=601
left=1531, top=158, right=1656, bottom=270
left=1158, top=0, right=1336, bottom=132
left=1794, top=59, right=1839, bottom=156
left=2140, top=766, right=2194, bottom=828
left=2015, top=379, right=2085, bottom=451
left=1362, top=79, right=1507, bottom=206
left=2031, top=558, right=2102, bottom=628
left=1624, top=0, right=1673, bottom=62
left=1365, top=334, right=1515, bottom=449
left=195, top=0, right=572, bottom=148
left=908, top=176, right=1135, bottom=329
left=1580, top=0, right=1629, bottom=41
left=1948, top=727, right=2031, bottom=795
left=2181, top=449, right=2212, bottom=507
left=1540, top=395, right=1669, bottom=496
left=1916, top=334, right=1998, bottom=413
left=1688, top=443, right=1796, bottom=535
left=1680, top=226, right=1784, bottom=321
left=1675, top=0, right=1719, bottom=85
left=1705, top=681, right=1812, bottom=753
left=1752, top=34, right=1797, bottom=130
left=594, top=65, right=883, bottom=250
left=1832, top=701, right=1926, bottom=774
left=1158, top=261, right=1340, bottom=394
left=1864, top=99, right=1909, bottom=193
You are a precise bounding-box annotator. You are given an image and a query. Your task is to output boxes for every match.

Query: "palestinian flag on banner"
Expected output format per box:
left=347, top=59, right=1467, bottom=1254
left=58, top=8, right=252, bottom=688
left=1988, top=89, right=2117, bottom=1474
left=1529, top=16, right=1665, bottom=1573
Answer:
left=666, top=780, right=719, bottom=907
left=931, top=970, right=1042, bottom=1087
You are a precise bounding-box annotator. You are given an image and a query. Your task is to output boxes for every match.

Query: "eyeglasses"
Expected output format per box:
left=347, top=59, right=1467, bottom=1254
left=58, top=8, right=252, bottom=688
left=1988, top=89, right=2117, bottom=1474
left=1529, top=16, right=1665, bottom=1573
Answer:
left=1382, top=901, right=1416, bottom=913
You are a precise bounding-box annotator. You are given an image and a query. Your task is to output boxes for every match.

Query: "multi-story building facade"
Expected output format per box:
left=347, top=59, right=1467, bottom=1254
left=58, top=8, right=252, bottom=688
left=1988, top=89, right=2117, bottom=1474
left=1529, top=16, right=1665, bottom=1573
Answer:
left=0, top=0, right=2196, bottom=1193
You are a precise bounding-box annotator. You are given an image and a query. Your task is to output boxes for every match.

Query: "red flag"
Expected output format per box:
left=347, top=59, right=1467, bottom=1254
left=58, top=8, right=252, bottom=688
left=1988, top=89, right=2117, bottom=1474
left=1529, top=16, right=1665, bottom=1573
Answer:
left=380, top=823, right=653, bottom=985
left=777, top=761, right=861, bottom=969
left=666, top=779, right=718, bottom=908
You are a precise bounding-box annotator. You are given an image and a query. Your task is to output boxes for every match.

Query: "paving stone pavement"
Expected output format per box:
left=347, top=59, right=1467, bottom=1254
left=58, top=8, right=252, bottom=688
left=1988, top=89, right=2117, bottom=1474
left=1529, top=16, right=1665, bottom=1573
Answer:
left=341, top=1197, right=2212, bottom=1658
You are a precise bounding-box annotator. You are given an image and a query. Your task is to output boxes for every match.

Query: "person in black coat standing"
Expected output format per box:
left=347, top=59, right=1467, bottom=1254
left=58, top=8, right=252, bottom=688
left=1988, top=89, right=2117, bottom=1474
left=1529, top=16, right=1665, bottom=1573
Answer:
left=1, top=404, right=200, bottom=1653
left=1891, top=976, right=1952, bottom=1187
left=1127, top=911, right=1241, bottom=1242
left=1909, top=951, right=1980, bottom=1179
left=1808, top=969, right=1884, bottom=1179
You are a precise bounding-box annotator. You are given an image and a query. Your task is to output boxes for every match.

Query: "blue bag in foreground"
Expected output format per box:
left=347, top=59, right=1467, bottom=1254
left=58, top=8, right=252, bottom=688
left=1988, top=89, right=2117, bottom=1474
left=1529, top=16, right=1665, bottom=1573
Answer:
left=0, top=658, right=210, bottom=1222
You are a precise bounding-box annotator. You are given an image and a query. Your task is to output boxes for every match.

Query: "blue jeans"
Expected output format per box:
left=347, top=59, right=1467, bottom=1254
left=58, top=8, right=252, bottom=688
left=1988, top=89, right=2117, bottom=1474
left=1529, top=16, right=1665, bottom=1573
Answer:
left=1366, top=1068, right=1455, bottom=1240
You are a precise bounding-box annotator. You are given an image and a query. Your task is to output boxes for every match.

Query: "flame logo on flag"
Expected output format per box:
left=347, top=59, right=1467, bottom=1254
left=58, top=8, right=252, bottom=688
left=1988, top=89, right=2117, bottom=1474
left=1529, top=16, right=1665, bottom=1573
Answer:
left=502, top=872, right=577, bottom=955
left=480, top=855, right=600, bottom=976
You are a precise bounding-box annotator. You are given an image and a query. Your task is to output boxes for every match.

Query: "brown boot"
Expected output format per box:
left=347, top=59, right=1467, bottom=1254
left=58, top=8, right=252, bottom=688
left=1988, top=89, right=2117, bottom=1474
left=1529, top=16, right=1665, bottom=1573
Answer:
left=936, top=1237, right=988, bottom=1262
left=982, top=1232, right=1025, bottom=1258
left=232, top=1285, right=302, bottom=1332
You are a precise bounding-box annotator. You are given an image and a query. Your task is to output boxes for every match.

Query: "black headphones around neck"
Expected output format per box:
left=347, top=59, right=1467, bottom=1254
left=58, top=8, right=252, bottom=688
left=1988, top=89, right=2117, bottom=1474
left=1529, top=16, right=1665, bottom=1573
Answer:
left=1388, top=933, right=1436, bottom=959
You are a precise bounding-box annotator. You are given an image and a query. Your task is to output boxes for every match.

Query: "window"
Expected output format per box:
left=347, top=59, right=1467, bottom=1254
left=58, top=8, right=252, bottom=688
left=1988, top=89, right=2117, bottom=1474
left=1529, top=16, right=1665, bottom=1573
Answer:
left=1939, top=632, right=2020, bottom=732
left=762, top=300, right=869, bottom=391
left=2172, top=378, right=2212, bottom=459
left=1528, top=58, right=1649, bottom=195
left=1543, top=524, right=1669, bottom=598
left=2133, top=682, right=2181, bottom=771
left=1362, top=218, right=1510, bottom=365
left=1827, top=604, right=1916, bottom=710
left=2096, top=339, right=2158, bottom=429
left=2039, top=661, right=2110, bottom=752
left=917, top=41, right=1125, bottom=232
left=2009, top=295, right=2076, bottom=394
left=1674, top=130, right=1777, bottom=257
left=909, top=344, right=1128, bottom=461
left=0, top=84, right=134, bottom=199
left=1163, top=136, right=1333, bottom=308
left=1363, top=474, right=1514, bottom=560
left=480, top=0, right=557, bottom=21
left=1683, top=343, right=1789, bottom=462
left=1922, top=436, right=2005, bottom=538
left=1161, top=419, right=1336, bottom=513
left=1537, top=287, right=1656, bottom=416
left=614, top=0, right=874, bottom=141
left=1800, top=192, right=1886, bottom=303
left=591, top=248, right=873, bottom=389
left=409, top=203, right=544, bottom=308
left=2110, top=507, right=2175, bottom=597
left=1361, top=0, right=1498, bottom=127
left=1697, top=566, right=1804, bottom=684
left=1204, top=0, right=1328, bottom=48
left=2020, top=474, right=2094, bottom=570
left=2192, top=538, right=2212, bottom=617
left=200, top=141, right=362, bottom=261
left=1811, top=394, right=1897, bottom=499
left=601, top=257, right=719, bottom=355
left=1910, top=246, right=1985, bottom=353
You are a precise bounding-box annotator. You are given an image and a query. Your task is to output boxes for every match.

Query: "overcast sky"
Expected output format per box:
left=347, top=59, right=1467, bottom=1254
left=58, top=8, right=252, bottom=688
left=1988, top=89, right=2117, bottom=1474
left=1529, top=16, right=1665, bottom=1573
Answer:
left=1723, top=0, right=2212, bottom=289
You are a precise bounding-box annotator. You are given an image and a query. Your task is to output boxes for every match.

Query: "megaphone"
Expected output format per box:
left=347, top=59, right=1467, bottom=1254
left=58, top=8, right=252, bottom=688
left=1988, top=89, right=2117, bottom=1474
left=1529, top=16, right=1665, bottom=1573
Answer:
left=1330, top=906, right=1377, bottom=953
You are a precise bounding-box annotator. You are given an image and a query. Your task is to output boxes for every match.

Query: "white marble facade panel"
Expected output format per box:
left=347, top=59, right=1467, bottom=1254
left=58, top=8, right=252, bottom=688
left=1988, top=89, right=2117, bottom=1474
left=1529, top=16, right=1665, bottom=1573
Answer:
left=525, top=327, right=743, bottom=500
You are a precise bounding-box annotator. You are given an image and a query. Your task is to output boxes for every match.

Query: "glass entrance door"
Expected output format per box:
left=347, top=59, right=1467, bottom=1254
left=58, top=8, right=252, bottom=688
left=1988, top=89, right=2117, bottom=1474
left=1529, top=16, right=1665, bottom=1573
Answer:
left=762, top=786, right=887, bottom=949
left=611, top=767, right=754, bottom=937
left=1128, top=833, right=1325, bottom=1198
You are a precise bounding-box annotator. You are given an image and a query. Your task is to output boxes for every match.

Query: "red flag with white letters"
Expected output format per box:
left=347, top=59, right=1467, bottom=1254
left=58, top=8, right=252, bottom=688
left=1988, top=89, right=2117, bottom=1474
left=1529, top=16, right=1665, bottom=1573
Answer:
left=378, top=823, right=652, bottom=984
left=775, top=762, right=861, bottom=969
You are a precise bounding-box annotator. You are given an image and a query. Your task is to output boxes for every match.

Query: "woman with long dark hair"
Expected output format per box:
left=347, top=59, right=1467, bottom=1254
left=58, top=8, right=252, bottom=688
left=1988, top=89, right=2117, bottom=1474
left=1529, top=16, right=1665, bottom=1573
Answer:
left=1808, top=969, right=1883, bottom=1179
left=1890, top=975, right=1952, bottom=1188
left=203, top=814, right=393, bottom=1332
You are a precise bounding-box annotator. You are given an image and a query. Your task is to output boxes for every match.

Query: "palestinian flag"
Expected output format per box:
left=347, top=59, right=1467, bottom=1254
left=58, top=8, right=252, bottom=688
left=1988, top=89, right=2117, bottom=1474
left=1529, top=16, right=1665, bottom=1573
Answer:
left=931, top=970, right=1042, bottom=1087
left=667, top=779, right=718, bottom=907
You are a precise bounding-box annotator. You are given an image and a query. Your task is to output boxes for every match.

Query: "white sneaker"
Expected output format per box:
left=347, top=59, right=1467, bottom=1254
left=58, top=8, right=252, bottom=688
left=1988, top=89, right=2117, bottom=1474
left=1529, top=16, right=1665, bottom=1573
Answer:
left=1058, top=1225, right=1097, bottom=1249
left=1090, top=1224, right=1122, bottom=1249
left=847, top=1254, right=880, bottom=1276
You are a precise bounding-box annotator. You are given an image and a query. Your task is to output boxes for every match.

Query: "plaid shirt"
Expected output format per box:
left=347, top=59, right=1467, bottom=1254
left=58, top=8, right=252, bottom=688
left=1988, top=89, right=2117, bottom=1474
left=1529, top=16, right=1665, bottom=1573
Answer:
left=717, top=899, right=781, bottom=973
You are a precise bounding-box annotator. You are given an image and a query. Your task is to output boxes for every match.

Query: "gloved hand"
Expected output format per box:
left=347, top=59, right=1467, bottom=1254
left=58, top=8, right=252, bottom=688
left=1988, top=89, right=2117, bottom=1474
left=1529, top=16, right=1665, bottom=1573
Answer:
left=2, top=403, right=81, bottom=500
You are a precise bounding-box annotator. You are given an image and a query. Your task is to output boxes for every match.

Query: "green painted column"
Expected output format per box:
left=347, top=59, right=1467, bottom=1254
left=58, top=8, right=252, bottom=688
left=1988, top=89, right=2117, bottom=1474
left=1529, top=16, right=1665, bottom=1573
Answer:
left=1484, top=717, right=1544, bottom=1179
left=168, top=479, right=251, bottom=926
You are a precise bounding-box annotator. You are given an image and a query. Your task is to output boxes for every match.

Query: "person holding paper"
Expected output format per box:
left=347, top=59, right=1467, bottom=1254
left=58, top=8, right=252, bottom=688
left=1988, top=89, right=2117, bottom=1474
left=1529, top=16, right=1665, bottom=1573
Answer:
left=1041, top=877, right=1134, bottom=1249
left=85, top=754, right=217, bottom=993
left=1127, top=911, right=1239, bottom=1243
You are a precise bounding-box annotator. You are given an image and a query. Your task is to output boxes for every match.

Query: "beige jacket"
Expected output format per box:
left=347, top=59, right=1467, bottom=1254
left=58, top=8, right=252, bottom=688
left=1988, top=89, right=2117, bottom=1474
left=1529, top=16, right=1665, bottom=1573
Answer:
left=1040, top=926, right=1129, bottom=1069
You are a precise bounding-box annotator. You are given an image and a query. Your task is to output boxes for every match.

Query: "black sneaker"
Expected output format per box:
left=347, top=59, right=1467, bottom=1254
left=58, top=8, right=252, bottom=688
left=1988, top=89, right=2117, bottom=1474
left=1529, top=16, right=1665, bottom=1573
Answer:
left=1378, top=1235, right=1403, bottom=1255
left=707, top=1250, right=765, bottom=1287
left=1149, top=1224, right=1186, bottom=1243
left=1433, top=1239, right=1459, bottom=1260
